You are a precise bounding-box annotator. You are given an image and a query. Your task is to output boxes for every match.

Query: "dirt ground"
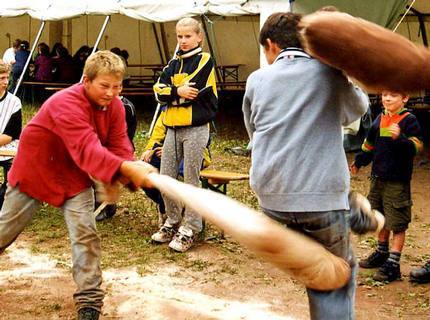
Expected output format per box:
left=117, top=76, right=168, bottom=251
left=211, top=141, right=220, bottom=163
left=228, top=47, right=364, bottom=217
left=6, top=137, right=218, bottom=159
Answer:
left=1, top=159, right=430, bottom=319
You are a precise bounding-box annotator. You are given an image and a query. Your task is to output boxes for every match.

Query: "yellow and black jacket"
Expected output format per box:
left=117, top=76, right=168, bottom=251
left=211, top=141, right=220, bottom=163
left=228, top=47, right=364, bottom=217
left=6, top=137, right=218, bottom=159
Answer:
left=153, top=46, right=218, bottom=127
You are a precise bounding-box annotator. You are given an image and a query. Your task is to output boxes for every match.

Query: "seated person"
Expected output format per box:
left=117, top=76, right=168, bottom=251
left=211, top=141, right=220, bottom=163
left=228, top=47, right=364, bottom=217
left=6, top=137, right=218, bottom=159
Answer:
left=72, top=45, right=91, bottom=81
left=10, top=41, right=30, bottom=93
left=0, top=60, right=22, bottom=208
left=95, top=96, right=137, bottom=221
left=34, top=43, right=53, bottom=82
left=52, top=47, right=75, bottom=83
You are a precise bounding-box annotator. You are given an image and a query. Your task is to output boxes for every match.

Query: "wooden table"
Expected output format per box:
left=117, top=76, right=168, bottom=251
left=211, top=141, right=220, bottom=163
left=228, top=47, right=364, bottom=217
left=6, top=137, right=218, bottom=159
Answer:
left=143, top=65, right=164, bottom=81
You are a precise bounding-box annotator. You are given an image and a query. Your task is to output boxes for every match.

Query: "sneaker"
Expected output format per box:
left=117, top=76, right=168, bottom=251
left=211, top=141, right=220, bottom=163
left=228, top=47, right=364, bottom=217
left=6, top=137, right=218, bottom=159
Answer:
left=409, top=261, right=430, bottom=284
left=168, top=226, right=198, bottom=252
left=359, top=250, right=389, bottom=268
left=373, top=260, right=401, bottom=282
left=78, top=307, right=100, bottom=320
left=348, top=191, right=384, bottom=234
left=151, top=224, right=176, bottom=243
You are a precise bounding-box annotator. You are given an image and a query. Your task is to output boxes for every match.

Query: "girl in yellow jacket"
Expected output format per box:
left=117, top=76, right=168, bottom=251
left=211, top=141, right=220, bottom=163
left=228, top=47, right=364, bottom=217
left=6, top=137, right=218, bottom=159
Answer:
left=151, top=17, right=217, bottom=252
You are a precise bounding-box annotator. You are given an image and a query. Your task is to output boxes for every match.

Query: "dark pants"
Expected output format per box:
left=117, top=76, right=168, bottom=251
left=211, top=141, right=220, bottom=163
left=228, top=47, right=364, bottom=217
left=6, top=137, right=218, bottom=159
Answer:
left=142, top=153, right=165, bottom=214
left=0, top=159, right=12, bottom=209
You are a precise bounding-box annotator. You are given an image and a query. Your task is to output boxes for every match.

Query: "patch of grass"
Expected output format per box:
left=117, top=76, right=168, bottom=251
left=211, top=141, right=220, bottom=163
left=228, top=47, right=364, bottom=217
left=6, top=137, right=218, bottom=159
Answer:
left=358, top=236, right=378, bottom=249
left=218, top=263, right=238, bottom=275
left=183, top=258, right=213, bottom=272
left=41, top=303, right=62, bottom=312
left=358, top=276, right=387, bottom=287
left=405, top=253, right=430, bottom=264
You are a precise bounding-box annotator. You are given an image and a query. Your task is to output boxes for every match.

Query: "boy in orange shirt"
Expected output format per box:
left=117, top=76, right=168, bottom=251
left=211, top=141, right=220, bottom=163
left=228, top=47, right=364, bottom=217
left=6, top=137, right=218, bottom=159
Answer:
left=351, top=90, right=423, bottom=282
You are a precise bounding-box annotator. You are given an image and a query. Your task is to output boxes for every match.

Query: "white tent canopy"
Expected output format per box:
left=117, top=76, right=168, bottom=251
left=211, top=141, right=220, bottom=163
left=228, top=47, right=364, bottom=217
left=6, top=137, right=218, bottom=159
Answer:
left=0, top=1, right=281, bottom=22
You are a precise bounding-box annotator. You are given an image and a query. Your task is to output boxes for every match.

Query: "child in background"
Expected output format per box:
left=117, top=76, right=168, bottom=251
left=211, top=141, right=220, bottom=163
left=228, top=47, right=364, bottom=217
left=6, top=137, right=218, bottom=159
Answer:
left=95, top=96, right=137, bottom=222
left=0, top=60, right=22, bottom=208
left=351, top=90, right=423, bottom=282
left=151, top=17, right=217, bottom=252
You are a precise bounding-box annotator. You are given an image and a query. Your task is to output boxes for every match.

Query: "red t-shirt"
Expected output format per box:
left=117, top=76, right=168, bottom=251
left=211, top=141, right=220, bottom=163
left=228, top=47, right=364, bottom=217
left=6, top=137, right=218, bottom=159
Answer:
left=9, top=83, right=134, bottom=207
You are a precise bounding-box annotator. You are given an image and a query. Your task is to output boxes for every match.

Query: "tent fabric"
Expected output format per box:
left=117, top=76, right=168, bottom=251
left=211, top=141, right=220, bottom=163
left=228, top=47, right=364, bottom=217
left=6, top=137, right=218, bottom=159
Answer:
left=0, top=0, right=409, bottom=27
left=292, top=0, right=409, bottom=29
left=0, top=0, right=262, bottom=21
left=119, top=1, right=207, bottom=22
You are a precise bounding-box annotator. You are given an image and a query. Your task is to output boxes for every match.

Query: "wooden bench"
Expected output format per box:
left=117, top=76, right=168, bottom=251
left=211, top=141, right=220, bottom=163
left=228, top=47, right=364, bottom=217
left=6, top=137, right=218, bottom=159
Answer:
left=200, top=169, right=249, bottom=195
left=199, top=169, right=249, bottom=238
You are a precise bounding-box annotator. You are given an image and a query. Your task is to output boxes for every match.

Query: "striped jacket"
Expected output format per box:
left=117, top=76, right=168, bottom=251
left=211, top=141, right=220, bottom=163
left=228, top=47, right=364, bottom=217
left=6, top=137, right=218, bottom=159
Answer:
left=354, top=108, right=423, bottom=181
left=153, top=46, right=217, bottom=127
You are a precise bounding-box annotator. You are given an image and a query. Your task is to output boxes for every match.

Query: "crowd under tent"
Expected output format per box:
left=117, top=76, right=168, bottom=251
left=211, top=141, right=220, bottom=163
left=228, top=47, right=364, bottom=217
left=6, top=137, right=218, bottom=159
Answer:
left=0, top=0, right=428, bottom=98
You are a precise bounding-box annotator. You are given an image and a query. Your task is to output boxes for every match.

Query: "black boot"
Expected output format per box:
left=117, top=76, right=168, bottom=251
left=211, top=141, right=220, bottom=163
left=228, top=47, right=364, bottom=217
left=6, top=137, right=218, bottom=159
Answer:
left=410, top=261, right=430, bottom=284
left=373, top=260, right=401, bottom=282
left=78, top=307, right=100, bottom=320
left=359, top=250, right=389, bottom=268
left=95, top=203, right=117, bottom=222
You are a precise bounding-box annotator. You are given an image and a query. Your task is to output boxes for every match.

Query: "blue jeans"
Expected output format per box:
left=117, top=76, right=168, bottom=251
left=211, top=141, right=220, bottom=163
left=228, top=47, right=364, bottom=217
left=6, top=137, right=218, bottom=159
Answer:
left=0, top=185, right=104, bottom=312
left=262, top=208, right=357, bottom=320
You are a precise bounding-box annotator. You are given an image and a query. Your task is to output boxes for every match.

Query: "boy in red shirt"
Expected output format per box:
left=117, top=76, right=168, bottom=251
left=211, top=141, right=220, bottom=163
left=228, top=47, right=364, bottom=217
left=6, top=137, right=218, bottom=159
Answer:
left=0, top=51, right=154, bottom=320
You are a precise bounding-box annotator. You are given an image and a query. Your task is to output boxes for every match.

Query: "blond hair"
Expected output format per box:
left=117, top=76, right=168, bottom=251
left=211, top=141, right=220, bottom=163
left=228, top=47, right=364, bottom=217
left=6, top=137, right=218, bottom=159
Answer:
left=83, top=50, right=125, bottom=81
left=0, top=59, right=10, bottom=74
left=176, top=17, right=204, bottom=35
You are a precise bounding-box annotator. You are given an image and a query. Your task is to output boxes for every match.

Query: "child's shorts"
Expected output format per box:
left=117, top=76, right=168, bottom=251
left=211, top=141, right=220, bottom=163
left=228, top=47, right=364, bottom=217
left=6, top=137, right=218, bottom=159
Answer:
left=367, top=177, right=412, bottom=232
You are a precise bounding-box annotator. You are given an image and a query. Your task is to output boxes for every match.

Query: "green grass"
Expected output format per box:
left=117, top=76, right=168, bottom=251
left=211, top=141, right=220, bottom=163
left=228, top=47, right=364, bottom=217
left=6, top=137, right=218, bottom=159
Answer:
left=19, top=103, right=252, bottom=270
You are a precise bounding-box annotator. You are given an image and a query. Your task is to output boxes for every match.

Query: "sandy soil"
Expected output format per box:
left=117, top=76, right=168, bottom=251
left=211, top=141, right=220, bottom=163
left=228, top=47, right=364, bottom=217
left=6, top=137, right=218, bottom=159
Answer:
left=1, top=161, right=429, bottom=319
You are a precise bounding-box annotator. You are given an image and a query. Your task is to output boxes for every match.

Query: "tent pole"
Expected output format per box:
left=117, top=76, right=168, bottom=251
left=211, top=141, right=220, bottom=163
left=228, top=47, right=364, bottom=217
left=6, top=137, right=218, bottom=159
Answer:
left=80, top=16, right=111, bottom=83
left=417, top=14, right=428, bottom=47
left=409, top=7, right=428, bottom=47
left=13, top=20, right=46, bottom=96
left=201, top=16, right=221, bottom=83
left=159, top=23, right=170, bottom=63
left=152, top=23, right=166, bottom=65
left=147, top=43, right=179, bottom=137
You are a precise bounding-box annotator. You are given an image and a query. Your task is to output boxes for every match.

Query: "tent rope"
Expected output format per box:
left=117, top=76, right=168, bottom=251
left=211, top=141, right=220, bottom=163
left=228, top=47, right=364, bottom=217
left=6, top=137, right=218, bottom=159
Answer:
left=202, top=14, right=222, bottom=66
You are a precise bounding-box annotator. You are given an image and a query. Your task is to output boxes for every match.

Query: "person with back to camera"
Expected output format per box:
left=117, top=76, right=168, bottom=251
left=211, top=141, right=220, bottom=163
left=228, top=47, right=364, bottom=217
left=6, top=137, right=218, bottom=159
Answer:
left=2, top=39, right=21, bottom=66
left=351, top=90, right=423, bottom=282
left=10, top=40, right=30, bottom=92
left=151, top=17, right=218, bottom=252
left=243, top=12, right=371, bottom=319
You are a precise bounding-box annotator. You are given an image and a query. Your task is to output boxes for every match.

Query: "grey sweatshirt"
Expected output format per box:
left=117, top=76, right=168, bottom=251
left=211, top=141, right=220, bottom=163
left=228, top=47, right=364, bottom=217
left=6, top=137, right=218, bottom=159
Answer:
left=242, top=50, right=368, bottom=212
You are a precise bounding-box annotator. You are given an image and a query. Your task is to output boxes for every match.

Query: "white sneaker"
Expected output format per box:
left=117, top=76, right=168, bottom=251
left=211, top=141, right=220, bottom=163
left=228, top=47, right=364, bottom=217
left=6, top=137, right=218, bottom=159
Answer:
left=151, top=224, right=176, bottom=243
left=168, top=226, right=197, bottom=252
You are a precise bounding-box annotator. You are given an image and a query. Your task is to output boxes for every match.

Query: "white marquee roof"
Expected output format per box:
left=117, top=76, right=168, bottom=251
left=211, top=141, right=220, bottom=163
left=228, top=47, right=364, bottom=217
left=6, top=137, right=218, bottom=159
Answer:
left=0, top=0, right=268, bottom=22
